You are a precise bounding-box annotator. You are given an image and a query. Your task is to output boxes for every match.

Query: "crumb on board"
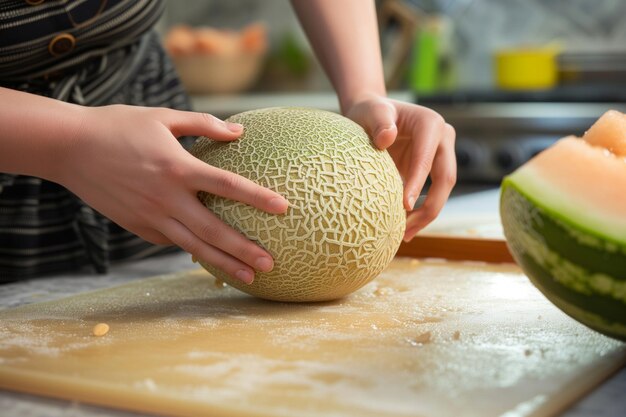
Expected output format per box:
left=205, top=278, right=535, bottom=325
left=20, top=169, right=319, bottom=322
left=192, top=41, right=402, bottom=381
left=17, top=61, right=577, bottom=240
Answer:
left=409, top=259, right=420, bottom=266
left=453, top=330, right=461, bottom=341
left=407, top=331, right=432, bottom=346
left=92, top=323, right=110, bottom=337
left=374, top=287, right=394, bottom=296
left=416, top=331, right=432, bottom=343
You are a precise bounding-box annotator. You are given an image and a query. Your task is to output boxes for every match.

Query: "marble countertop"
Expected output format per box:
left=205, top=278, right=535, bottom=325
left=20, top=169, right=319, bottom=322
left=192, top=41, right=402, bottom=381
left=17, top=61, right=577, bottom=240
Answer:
left=0, top=190, right=624, bottom=417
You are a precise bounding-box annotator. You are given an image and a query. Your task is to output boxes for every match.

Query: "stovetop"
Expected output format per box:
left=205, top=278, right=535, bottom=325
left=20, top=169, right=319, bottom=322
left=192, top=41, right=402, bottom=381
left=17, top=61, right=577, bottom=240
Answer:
left=416, top=94, right=626, bottom=184
left=416, top=84, right=626, bottom=104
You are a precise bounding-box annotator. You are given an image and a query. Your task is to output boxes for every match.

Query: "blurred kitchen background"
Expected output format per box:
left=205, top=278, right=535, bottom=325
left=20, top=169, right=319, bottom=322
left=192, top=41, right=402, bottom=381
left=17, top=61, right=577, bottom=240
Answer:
left=156, top=0, right=626, bottom=190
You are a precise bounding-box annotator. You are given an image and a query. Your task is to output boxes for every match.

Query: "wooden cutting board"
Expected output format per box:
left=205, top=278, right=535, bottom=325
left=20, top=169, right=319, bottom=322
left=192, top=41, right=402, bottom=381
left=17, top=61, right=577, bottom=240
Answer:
left=0, top=258, right=624, bottom=417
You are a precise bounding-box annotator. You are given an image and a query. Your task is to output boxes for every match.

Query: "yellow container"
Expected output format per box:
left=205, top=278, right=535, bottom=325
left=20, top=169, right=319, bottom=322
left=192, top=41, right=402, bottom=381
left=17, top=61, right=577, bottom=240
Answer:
left=494, top=47, right=559, bottom=90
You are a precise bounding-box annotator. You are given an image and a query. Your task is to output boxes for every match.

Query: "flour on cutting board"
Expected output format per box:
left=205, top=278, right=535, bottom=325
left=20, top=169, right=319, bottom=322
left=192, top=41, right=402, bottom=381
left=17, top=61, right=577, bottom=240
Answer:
left=0, top=258, right=624, bottom=417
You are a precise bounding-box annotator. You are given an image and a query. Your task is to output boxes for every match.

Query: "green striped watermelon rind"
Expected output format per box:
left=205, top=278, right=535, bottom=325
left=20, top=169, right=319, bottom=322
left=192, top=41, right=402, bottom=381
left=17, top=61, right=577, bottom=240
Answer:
left=500, top=179, right=626, bottom=341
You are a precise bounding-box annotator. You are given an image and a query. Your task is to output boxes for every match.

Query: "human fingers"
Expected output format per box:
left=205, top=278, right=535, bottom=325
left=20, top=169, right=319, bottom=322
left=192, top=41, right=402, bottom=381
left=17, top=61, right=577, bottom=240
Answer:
left=356, top=100, right=398, bottom=150
left=159, top=109, right=244, bottom=140
left=399, top=109, right=446, bottom=210
left=404, top=123, right=457, bottom=240
left=346, top=99, right=398, bottom=150
left=186, top=157, right=288, bottom=214
left=172, top=193, right=275, bottom=272
left=160, top=218, right=255, bottom=284
left=132, top=227, right=173, bottom=245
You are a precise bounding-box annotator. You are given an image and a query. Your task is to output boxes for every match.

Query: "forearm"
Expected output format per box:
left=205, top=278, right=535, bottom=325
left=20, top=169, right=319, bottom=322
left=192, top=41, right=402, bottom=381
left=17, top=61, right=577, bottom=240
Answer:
left=291, top=0, right=386, bottom=112
left=0, top=87, right=86, bottom=182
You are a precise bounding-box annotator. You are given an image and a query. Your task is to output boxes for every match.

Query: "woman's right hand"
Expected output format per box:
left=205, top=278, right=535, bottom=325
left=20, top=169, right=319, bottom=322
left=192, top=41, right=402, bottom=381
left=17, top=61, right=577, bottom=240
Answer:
left=56, top=104, right=288, bottom=284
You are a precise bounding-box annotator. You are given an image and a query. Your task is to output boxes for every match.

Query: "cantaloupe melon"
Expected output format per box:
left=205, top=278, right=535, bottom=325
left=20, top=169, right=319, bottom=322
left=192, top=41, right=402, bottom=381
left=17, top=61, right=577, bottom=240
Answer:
left=583, top=110, right=626, bottom=156
left=191, top=107, right=406, bottom=302
left=501, top=110, right=626, bottom=340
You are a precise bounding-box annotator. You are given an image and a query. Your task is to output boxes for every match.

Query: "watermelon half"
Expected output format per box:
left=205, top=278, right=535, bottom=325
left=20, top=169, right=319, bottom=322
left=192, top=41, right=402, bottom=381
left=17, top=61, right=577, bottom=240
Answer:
left=500, top=110, right=626, bottom=341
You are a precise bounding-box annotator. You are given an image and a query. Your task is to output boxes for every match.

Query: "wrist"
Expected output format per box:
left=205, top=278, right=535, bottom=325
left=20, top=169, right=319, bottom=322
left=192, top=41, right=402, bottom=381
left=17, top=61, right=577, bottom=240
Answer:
left=38, top=102, right=92, bottom=184
left=0, top=87, right=92, bottom=183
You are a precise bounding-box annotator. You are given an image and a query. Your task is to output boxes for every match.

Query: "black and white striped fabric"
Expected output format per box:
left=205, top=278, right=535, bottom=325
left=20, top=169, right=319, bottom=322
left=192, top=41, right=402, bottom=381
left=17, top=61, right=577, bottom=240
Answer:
left=0, top=0, right=191, bottom=281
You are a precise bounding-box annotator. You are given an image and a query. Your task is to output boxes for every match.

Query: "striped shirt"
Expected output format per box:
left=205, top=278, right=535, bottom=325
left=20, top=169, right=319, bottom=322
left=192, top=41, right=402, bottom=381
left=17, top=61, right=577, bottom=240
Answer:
left=0, top=0, right=191, bottom=281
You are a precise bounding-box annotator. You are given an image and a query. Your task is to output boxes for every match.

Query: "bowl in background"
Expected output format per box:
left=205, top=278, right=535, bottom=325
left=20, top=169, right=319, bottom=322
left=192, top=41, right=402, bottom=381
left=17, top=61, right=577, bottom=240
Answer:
left=165, top=24, right=267, bottom=95
left=173, top=52, right=266, bottom=94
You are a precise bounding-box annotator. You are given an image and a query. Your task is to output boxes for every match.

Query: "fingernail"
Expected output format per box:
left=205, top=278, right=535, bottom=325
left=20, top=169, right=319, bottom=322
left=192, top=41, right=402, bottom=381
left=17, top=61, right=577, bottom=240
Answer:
left=268, top=197, right=288, bottom=213
left=408, top=194, right=417, bottom=209
left=255, top=257, right=273, bottom=272
left=227, top=122, right=243, bottom=132
left=375, top=125, right=394, bottom=137
left=235, top=269, right=254, bottom=284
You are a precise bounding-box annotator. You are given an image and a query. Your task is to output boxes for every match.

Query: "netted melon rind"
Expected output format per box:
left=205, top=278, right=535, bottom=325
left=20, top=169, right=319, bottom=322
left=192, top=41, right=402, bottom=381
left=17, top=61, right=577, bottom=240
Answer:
left=191, top=107, right=405, bottom=302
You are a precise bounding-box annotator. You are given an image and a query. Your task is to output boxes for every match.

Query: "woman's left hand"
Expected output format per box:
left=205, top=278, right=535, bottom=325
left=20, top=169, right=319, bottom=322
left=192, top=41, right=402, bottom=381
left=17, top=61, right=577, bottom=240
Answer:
left=345, top=93, right=457, bottom=242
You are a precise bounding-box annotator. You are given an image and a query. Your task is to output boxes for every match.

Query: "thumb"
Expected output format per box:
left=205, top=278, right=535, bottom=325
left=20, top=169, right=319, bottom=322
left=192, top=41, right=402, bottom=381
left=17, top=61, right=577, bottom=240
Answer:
left=349, top=101, right=397, bottom=150
left=162, top=110, right=243, bottom=141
